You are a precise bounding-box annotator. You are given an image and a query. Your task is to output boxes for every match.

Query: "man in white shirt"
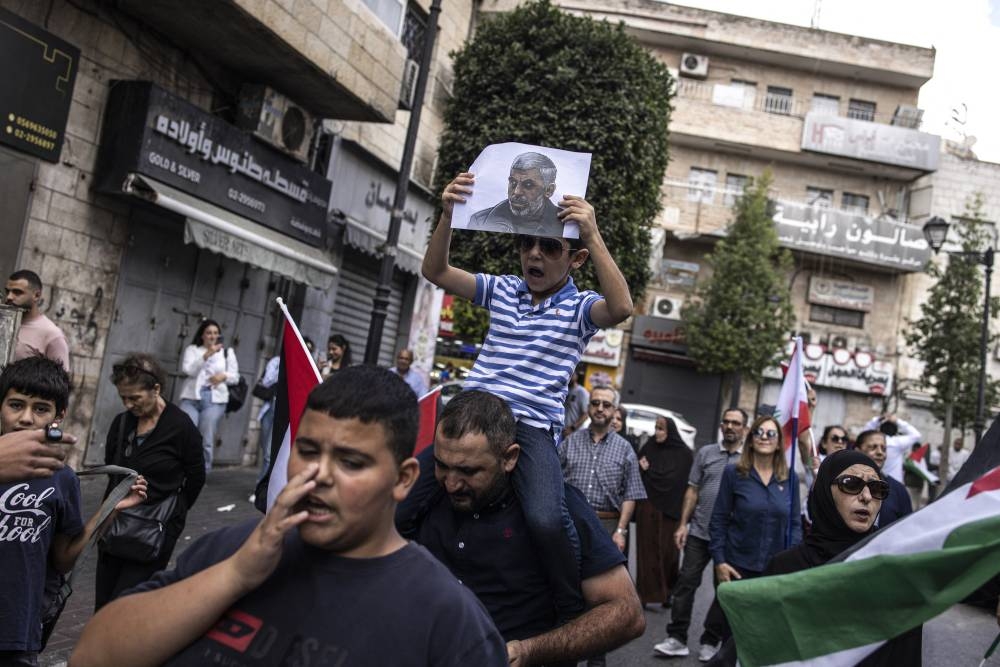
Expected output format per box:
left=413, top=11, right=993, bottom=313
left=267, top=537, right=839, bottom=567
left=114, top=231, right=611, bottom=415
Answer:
left=948, top=437, right=971, bottom=481
left=861, top=414, right=922, bottom=482
left=390, top=348, right=428, bottom=397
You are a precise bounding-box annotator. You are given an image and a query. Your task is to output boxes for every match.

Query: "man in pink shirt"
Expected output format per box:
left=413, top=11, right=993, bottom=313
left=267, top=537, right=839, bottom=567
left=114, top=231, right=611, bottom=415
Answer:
left=5, top=270, right=70, bottom=370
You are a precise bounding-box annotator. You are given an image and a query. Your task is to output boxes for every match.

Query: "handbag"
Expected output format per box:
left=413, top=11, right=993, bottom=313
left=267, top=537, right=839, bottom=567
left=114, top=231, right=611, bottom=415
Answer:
left=251, top=368, right=276, bottom=401
left=98, top=418, right=179, bottom=562
left=99, top=492, right=178, bottom=562
left=225, top=349, right=248, bottom=413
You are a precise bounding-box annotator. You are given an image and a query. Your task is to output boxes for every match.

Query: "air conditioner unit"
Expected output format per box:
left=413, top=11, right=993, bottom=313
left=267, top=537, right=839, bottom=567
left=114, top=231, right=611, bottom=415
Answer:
left=830, top=335, right=849, bottom=350
left=399, top=58, right=420, bottom=110
left=651, top=295, right=683, bottom=319
left=237, top=85, right=315, bottom=163
left=891, top=105, right=923, bottom=129
left=679, top=53, right=709, bottom=79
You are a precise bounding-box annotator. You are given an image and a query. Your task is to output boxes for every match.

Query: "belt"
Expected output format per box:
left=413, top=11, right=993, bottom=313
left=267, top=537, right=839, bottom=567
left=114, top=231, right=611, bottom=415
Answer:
left=595, top=510, right=620, bottom=519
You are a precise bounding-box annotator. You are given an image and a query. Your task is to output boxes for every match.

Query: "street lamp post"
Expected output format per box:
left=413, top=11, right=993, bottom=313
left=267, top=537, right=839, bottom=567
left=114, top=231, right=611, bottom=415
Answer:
left=363, top=0, right=443, bottom=365
left=922, top=216, right=995, bottom=446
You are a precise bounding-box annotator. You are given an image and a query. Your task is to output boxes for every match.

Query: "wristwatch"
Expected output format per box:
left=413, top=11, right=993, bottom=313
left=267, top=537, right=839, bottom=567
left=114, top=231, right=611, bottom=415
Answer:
left=615, top=527, right=628, bottom=535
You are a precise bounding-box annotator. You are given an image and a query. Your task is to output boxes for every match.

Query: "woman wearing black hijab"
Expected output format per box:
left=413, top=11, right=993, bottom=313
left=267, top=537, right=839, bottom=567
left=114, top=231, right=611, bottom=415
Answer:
left=765, top=449, right=923, bottom=666
left=636, top=416, right=693, bottom=607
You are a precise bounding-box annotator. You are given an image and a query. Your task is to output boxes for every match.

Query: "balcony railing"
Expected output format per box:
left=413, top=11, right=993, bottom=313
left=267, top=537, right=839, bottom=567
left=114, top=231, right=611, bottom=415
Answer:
left=674, top=79, right=922, bottom=128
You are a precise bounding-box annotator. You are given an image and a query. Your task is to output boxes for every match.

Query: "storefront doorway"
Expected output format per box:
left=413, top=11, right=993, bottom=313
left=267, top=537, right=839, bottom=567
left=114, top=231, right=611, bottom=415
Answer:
left=87, top=207, right=271, bottom=465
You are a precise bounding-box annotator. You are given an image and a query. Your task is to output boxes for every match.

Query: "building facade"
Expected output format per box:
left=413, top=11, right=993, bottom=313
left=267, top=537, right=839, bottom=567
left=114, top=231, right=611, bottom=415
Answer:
left=482, top=0, right=941, bottom=445
left=0, top=0, right=472, bottom=466
left=899, top=143, right=1000, bottom=444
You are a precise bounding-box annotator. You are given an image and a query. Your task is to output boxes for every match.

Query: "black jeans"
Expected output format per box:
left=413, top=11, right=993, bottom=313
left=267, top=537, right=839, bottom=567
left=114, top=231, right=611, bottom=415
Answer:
left=701, top=564, right=762, bottom=646
left=666, top=534, right=714, bottom=643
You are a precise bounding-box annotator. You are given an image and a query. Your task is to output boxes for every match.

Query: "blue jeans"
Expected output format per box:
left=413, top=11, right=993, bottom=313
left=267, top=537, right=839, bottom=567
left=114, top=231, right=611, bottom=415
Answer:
left=398, top=422, right=583, bottom=619
left=513, top=422, right=583, bottom=619
left=180, top=387, right=226, bottom=473
left=256, top=402, right=275, bottom=485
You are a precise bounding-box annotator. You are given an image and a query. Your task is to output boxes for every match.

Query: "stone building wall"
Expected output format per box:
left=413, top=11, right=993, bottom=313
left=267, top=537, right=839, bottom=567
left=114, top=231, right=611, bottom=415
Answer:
left=1, top=0, right=219, bottom=464
left=1, top=0, right=459, bottom=465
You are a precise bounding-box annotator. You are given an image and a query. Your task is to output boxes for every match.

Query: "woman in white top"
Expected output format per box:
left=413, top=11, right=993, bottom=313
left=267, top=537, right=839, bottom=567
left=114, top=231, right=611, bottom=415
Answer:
left=177, top=319, right=238, bottom=473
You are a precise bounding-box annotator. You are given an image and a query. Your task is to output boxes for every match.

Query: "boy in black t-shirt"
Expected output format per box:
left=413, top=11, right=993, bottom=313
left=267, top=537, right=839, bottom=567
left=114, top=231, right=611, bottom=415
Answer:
left=0, top=357, right=146, bottom=663
left=72, top=365, right=507, bottom=667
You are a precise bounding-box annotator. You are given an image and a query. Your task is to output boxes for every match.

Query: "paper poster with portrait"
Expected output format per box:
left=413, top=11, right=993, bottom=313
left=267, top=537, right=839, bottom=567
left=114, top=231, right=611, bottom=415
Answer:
left=451, top=142, right=592, bottom=238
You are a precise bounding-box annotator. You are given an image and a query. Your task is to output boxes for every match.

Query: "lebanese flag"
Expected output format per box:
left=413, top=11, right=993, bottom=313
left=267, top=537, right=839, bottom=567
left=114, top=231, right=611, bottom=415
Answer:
left=718, top=462, right=1000, bottom=664
left=774, top=336, right=812, bottom=469
left=904, top=443, right=940, bottom=485
left=253, top=298, right=321, bottom=513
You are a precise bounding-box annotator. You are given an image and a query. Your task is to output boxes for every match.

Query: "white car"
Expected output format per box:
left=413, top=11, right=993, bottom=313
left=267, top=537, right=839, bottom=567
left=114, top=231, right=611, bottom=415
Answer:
left=584, top=403, right=698, bottom=449
left=621, top=404, right=697, bottom=449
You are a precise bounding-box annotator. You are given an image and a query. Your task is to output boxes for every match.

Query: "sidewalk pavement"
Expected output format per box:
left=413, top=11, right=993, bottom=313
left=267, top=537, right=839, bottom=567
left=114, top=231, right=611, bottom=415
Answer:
left=40, top=467, right=262, bottom=667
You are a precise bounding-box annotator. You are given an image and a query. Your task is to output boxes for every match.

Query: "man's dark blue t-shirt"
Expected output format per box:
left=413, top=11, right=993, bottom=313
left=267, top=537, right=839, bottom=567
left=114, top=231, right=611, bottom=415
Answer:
left=409, top=483, right=626, bottom=641
left=126, top=519, right=507, bottom=666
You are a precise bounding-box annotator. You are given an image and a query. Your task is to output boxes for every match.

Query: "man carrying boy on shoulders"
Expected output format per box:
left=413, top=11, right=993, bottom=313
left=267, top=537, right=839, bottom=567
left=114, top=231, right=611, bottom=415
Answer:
left=71, top=366, right=506, bottom=667
left=419, top=171, right=632, bottom=621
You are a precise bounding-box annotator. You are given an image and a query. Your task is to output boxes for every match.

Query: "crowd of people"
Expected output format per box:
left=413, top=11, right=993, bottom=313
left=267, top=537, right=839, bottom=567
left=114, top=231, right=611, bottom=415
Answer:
left=1, top=159, right=997, bottom=666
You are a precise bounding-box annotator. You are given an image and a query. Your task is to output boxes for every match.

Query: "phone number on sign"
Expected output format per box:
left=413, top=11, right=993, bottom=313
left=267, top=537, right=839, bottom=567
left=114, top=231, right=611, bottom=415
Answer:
left=227, top=188, right=266, bottom=214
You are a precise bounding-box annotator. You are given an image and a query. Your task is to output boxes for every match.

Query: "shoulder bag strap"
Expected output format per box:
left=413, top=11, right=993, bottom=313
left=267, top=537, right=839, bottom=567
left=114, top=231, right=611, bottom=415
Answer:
left=67, top=464, right=139, bottom=586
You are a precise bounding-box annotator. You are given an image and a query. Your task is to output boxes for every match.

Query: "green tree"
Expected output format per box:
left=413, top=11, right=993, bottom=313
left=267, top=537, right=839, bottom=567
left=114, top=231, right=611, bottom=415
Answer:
left=433, top=0, right=673, bottom=339
left=906, top=193, right=999, bottom=479
left=682, top=171, right=795, bottom=405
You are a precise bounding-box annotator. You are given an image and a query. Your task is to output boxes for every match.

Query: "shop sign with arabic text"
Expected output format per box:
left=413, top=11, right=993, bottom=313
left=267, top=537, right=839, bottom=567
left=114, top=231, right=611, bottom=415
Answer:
left=582, top=328, right=624, bottom=366
left=771, top=199, right=930, bottom=272
left=94, top=81, right=331, bottom=247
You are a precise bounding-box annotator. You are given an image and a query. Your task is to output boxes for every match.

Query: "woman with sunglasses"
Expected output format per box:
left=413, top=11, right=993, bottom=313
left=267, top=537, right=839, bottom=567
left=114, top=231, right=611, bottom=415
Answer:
left=96, top=354, right=205, bottom=610
left=818, top=425, right=850, bottom=458
left=762, top=449, right=921, bottom=665
left=703, top=415, right=802, bottom=657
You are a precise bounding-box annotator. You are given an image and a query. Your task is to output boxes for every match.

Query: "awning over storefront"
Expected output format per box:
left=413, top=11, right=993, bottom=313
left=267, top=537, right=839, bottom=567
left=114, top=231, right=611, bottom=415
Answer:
left=342, top=217, right=424, bottom=275
left=123, top=174, right=337, bottom=290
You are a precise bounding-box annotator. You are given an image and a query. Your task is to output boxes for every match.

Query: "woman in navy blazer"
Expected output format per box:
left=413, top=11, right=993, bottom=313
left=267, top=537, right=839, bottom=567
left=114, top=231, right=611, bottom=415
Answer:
left=701, top=414, right=802, bottom=655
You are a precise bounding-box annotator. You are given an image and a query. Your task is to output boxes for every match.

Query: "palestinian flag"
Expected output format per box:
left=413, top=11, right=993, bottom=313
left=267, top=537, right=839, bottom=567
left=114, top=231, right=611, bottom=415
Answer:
left=253, top=298, right=322, bottom=513
left=904, top=443, right=939, bottom=485
left=415, top=386, right=442, bottom=456
left=718, top=462, right=1000, bottom=666
left=774, top=336, right=812, bottom=469
left=253, top=300, right=444, bottom=512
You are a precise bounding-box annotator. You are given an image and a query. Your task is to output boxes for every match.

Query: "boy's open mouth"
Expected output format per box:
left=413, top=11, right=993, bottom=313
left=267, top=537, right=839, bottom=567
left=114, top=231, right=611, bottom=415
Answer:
left=296, top=495, right=334, bottom=518
left=527, top=267, right=544, bottom=278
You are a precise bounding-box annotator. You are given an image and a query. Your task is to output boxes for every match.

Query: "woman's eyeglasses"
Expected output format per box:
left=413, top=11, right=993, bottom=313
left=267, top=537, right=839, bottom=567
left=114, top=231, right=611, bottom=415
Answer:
left=829, top=434, right=848, bottom=444
left=834, top=475, right=890, bottom=500
left=752, top=428, right=778, bottom=440
left=516, top=235, right=568, bottom=260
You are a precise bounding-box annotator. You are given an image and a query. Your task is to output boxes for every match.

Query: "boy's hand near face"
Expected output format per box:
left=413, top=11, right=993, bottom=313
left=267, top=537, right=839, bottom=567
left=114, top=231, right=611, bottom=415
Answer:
left=557, top=195, right=633, bottom=328
left=228, top=463, right=315, bottom=594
